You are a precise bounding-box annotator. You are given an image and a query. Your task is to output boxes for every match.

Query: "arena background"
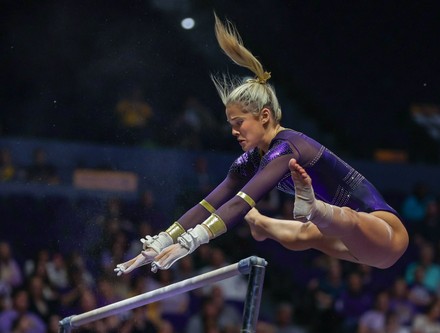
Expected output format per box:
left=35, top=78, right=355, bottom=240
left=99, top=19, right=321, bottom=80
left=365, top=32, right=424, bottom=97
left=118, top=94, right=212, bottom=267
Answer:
left=1, top=1, right=440, bottom=333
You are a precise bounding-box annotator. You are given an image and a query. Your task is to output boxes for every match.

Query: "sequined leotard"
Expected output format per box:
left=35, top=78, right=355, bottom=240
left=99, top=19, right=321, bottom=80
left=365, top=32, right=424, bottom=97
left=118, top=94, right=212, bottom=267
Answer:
left=177, top=129, right=397, bottom=230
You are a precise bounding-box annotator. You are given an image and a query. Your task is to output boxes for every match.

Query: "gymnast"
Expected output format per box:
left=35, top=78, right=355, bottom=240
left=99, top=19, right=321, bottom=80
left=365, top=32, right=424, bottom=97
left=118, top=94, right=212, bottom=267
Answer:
left=115, top=14, right=408, bottom=276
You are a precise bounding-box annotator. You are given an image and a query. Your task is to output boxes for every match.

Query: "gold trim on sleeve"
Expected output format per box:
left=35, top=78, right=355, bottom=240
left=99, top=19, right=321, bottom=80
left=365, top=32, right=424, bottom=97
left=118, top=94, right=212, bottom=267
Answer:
left=236, top=191, right=256, bottom=207
left=202, top=213, right=227, bottom=238
left=165, top=222, right=186, bottom=242
left=199, top=199, right=216, bottom=213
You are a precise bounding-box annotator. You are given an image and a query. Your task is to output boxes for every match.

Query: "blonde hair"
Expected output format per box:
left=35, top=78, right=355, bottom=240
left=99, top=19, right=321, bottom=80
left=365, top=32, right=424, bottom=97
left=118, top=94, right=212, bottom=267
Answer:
left=211, top=13, right=282, bottom=122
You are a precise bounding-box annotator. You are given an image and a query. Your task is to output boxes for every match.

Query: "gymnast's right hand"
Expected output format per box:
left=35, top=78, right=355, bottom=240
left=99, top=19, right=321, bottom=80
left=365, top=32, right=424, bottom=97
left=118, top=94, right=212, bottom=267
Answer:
left=114, top=232, right=174, bottom=276
left=114, top=252, right=156, bottom=276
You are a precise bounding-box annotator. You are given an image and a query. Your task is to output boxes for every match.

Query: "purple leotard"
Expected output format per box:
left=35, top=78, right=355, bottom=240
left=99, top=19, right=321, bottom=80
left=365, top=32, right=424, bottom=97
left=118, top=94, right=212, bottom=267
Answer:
left=177, top=129, right=397, bottom=230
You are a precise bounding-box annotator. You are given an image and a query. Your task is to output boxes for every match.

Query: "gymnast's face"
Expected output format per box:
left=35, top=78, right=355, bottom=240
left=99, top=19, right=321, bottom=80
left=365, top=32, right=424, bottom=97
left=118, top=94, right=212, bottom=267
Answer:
left=226, top=103, right=268, bottom=152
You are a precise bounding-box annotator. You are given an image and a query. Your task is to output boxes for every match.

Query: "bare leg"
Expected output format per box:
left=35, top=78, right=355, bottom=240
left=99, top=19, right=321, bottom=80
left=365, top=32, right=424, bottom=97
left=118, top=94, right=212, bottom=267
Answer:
left=288, top=158, right=409, bottom=269
left=245, top=208, right=359, bottom=263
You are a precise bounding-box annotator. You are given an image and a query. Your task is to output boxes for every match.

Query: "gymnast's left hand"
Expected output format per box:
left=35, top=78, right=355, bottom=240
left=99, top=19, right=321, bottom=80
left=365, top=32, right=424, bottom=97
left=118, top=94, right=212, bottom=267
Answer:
left=151, top=244, right=189, bottom=273
left=152, top=225, right=210, bottom=273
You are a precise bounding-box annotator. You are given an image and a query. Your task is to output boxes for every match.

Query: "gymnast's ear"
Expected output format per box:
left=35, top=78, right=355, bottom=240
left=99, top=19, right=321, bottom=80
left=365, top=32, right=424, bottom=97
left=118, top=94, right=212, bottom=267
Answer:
left=260, top=108, right=271, bottom=124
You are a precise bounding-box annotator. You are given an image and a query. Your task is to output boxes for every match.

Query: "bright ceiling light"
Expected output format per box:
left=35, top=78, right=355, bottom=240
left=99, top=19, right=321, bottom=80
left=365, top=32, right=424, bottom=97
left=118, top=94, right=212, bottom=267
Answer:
left=181, top=17, right=195, bottom=30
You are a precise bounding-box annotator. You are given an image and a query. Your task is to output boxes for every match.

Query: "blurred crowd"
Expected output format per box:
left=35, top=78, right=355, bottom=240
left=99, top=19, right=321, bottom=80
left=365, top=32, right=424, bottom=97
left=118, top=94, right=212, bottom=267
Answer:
left=1, top=144, right=440, bottom=333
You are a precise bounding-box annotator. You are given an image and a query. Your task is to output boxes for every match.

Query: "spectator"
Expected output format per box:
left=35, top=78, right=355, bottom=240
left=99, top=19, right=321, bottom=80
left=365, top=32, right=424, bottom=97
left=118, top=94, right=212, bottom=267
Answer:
left=405, top=242, right=440, bottom=293
left=100, top=230, right=131, bottom=275
left=129, top=190, right=167, bottom=229
left=119, top=306, right=159, bottom=333
left=335, top=271, right=373, bottom=333
left=157, top=320, right=174, bottom=333
left=126, top=273, right=162, bottom=325
left=256, top=321, right=277, bottom=333
left=22, top=251, right=60, bottom=314
left=197, top=247, right=248, bottom=304
left=154, top=269, right=190, bottom=319
left=0, top=148, right=16, bottom=181
left=26, top=275, right=59, bottom=324
left=58, top=257, right=94, bottom=317
left=115, top=86, right=155, bottom=146
left=0, top=241, right=23, bottom=290
left=357, top=290, right=390, bottom=333
left=46, top=314, right=62, bottom=333
left=273, top=302, right=307, bottom=333
left=101, top=197, right=134, bottom=235
left=95, top=276, right=122, bottom=308
left=407, top=265, right=435, bottom=312
left=355, top=264, right=383, bottom=293
left=401, top=182, right=435, bottom=230
left=210, top=285, right=242, bottom=331
left=185, top=291, right=240, bottom=333
left=45, top=252, right=69, bottom=291
left=411, top=297, right=440, bottom=333
left=171, top=96, right=218, bottom=150
left=0, top=287, right=46, bottom=333
left=25, top=148, right=60, bottom=185
left=314, top=258, right=345, bottom=301
left=416, top=199, right=440, bottom=243
left=74, top=288, right=122, bottom=333
left=174, top=255, right=196, bottom=283
left=383, top=311, right=410, bottom=333
left=23, top=249, right=50, bottom=278
left=388, top=277, right=417, bottom=328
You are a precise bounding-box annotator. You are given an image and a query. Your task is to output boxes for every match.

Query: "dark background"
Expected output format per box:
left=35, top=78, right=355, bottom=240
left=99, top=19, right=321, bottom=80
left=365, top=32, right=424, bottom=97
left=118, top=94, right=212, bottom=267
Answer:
left=2, top=0, right=440, bottom=162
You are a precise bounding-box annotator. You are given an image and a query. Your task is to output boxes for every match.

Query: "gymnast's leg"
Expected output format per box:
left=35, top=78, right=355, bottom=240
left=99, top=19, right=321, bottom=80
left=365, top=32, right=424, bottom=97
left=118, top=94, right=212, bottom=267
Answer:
left=246, top=159, right=409, bottom=269
left=290, top=158, right=408, bottom=268
left=245, top=208, right=359, bottom=263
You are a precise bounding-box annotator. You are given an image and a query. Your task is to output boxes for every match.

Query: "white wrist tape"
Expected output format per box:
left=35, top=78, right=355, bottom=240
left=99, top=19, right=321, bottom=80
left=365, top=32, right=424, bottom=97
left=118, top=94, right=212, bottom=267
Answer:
left=141, top=232, right=173, bottom=253
left=177, top=225, right=210, bottom=254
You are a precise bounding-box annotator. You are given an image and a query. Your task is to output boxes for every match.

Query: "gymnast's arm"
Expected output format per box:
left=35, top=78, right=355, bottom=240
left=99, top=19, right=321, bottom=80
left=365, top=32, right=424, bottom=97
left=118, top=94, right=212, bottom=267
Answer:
left=152, top=152, right=295, bottom=271
left=114, top=164, right=245, bottom=275
left=209, top=153, right=294, bottom=230
left=175, top=174, right=247, bottom=230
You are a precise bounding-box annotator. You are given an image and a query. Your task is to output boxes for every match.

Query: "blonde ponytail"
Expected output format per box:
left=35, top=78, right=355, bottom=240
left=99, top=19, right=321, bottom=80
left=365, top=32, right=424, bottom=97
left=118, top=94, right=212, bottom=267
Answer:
left=212, top=13, right=282, bottom=122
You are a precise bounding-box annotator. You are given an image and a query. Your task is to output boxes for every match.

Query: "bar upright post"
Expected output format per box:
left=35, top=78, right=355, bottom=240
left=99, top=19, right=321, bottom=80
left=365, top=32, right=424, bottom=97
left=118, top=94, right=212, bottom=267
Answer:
left=240, top=256, right=267, bottom=332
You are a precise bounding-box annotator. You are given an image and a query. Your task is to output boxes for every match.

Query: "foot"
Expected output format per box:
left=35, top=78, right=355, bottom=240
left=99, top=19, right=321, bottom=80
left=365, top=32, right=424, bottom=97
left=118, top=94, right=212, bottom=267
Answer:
left=245, top=208, right=269, bottom=241
left=289, top=158, right=316, bottom=222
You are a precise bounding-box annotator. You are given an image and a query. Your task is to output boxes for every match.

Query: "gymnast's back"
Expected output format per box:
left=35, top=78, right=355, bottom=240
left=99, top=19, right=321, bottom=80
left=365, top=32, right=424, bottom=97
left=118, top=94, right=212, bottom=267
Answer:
left=228, top=129, right=397, bottom=215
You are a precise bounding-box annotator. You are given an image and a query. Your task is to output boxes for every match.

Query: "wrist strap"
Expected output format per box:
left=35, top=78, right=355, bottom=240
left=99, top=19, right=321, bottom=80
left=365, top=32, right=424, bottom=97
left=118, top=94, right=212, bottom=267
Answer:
left=141, top=232, right=173, bottom=253
left=178, top=225, right=210, bottom=253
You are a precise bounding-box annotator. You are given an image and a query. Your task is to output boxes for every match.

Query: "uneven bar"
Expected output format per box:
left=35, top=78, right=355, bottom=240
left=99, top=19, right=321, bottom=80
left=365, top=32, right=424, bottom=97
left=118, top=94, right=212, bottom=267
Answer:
left=59, top=256, right=267, bottom=333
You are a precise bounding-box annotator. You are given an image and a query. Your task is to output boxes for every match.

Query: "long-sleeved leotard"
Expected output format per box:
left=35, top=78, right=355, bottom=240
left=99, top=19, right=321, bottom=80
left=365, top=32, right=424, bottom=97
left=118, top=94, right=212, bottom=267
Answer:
left=176, top=129, right=398, bottom=231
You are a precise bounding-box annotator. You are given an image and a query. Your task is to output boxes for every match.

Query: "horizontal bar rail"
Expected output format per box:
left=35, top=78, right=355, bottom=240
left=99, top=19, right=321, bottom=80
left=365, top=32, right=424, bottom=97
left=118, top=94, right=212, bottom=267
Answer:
left=59, top=256, right=267, bottom=333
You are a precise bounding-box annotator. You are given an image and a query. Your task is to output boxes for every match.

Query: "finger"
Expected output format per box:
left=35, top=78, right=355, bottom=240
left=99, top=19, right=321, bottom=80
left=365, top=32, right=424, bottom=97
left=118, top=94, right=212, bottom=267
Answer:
left=141, top=248, right=158, bottom=258
left=115, top=253, right=149, bottom=276
left=154, top=250, right=170, bottom=262
left=154, top=245, right=175, bottom=260
left=117, top=258, right=135, bottom=269
left=153, top=247, right=187, bottom=271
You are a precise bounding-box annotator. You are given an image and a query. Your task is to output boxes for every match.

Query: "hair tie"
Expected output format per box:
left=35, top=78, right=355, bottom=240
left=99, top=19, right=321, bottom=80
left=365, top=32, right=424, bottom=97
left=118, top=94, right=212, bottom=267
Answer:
left=247, top=71, right=271, bottom=84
